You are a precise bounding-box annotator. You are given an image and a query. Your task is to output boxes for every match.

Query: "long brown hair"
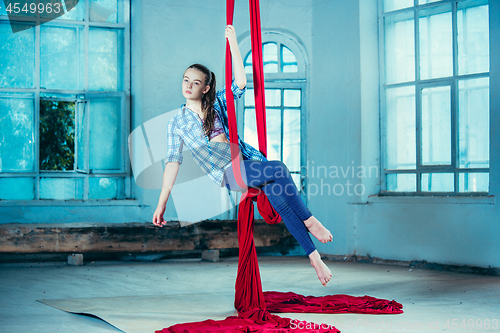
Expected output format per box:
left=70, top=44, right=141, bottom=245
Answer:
left=186, top=64, right=217, bottom=138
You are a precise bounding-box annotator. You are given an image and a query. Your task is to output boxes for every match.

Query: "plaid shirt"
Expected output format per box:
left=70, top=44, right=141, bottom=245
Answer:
left=165, top=80, right=266, bottom=186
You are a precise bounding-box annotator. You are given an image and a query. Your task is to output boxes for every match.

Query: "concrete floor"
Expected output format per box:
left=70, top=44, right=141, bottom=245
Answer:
left=1, top=256, right=499, bottom=333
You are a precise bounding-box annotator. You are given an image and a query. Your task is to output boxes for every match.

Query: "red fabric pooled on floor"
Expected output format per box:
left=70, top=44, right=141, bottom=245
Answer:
left=264, top=291, right=404, bottom=315
left=156, top=309, right=340, bottom=333
left=155, top=290, right=405, bottom=333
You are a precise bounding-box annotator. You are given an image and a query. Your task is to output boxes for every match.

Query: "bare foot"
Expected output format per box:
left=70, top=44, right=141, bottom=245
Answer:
left=309, top=250, right=332, bottom=286
left=304, top=216, right=333, bottom=243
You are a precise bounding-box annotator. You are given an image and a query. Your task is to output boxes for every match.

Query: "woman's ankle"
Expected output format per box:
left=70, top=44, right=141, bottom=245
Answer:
left=304, top=216, right=315, bottom=228
left=308, top=250, right=321, bottom=263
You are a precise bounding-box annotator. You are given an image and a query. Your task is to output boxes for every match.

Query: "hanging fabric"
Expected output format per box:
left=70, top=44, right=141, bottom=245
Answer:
left=155, top=0, right=403, bottom=331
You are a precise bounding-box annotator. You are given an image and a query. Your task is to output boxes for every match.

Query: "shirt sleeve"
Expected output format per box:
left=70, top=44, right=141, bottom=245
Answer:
left=215, top=79, right=246, bottom=105
left=230, top=79, right=246, bottom=99
left=165, top=118, right=183, bottom=164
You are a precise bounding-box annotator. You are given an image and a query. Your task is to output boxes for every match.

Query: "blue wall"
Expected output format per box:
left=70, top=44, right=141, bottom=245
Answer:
left=2, top=0, right=498, bottom=268
left=96, top=0, right=500, bottom=268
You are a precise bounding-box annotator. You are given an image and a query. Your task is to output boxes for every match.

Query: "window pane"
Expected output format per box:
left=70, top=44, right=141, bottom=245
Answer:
left=59, top=0, right=85, bottom=20
left=243, top=108, right=288, bottom=160
left=283, top=109, right=300, bottom=172
left=0, top=22, right=35, bottom=88
left=89, top=97, right=121, bottom=170
left=89, top=177, right=124, bottom=199
left=419, top=5, right=453, bottom=79
left=421, top=173, right=454, bottom=192
left=383, top=0, right=413, bottom=12
left=40, top=100, right=75, bottom=171
left=291, top=173, right=301, bottom=191
left=265, top=89, right=281, bottom=107
left=386, top=173, right=416, bottom=192
left=40, top=92, right=77, bottom=99
left=266, top=109, right=281, bottom=161
left=385, top=86, right=416, bottom=169
left=384, top=12, right=415, bottom=84
left=39, top=177, right=83, bottom=199
left=284, top=90, right=301, bottom=107
left=244, top=88, right=255, bottom=107
left=419, top=0, right=442, bottom=4
left=458, top=1, right=489, bottom=75
left=263, top=43, right=278, bottom=73
left=40, top=26, right=84, bottom=90
left=89, top=27, right=123, bottom=91
left=243, top=108, right=259, bottom=150
left=0, top=178, right=35, bottom=200
left=459, top=172, right=488, bottom=192
left=89, top=0, right=118, bottom=23
left=281, top=45, right=298, bottom=73
left=76, top=101, right=87, bottom=171
left=0, top=96, right=35, bottom=172
left=459, top=78, right=489, bottom=168
left=421, top=86, right=451, bottom=165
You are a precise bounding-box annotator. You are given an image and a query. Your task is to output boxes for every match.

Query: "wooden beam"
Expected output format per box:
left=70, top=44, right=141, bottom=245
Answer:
left=0, top=220, right=297, bottom=254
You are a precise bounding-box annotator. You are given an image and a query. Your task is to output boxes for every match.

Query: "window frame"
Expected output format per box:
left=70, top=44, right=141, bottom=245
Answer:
left=378, top=0, right=490, bottom=196
left=237, top=31, right=309, bottom=204
left=239, top=81, right=307, bottom=189
left=0, top=0, right=131, bottom=204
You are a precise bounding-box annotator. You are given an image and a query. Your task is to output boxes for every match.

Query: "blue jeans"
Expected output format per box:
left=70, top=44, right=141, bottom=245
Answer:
left=222, top=160, right=316, bottom=256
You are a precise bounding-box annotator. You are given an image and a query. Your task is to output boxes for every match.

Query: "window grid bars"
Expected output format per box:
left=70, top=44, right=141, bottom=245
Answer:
left=34, top=23, right=40, bottom=199
left=380, top=0, right=478, bottom=17
left=378, top=0, right=490, bottom=195
left=414, top=3, right=421, bottom=192
left=0, top=0, right=131, bottom=202
left=452, top=1, right=459, bottom=190
left=242, top=87, right=303, bottom=178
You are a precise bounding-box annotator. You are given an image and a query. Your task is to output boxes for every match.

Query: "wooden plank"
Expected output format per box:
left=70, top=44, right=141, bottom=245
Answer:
left=0, top=220, right=296, bottom=254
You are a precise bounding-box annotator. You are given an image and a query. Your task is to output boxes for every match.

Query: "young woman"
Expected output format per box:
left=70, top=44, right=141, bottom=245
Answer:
left=153, top=25, right=333, bottom=286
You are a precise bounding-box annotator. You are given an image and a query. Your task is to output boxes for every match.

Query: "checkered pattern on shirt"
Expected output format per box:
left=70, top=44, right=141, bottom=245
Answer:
left=165, top=80, right=267, bottom=186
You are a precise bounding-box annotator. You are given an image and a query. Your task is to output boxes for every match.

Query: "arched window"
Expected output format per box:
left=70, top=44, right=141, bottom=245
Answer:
left=244, top=42, right=298, bottom=74
left=238, top=32, right=308, bottom=198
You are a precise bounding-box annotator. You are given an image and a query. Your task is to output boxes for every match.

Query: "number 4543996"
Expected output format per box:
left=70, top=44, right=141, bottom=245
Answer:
left=444, top=319, right=498, bottom=330
left=4, top=2, right=63, bottom=14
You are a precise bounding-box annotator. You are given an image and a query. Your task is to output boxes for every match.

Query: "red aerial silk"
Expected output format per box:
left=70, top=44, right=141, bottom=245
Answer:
left=264, top=292, right=404, bottom=315
left=156, top=1, right=403, bottom=332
